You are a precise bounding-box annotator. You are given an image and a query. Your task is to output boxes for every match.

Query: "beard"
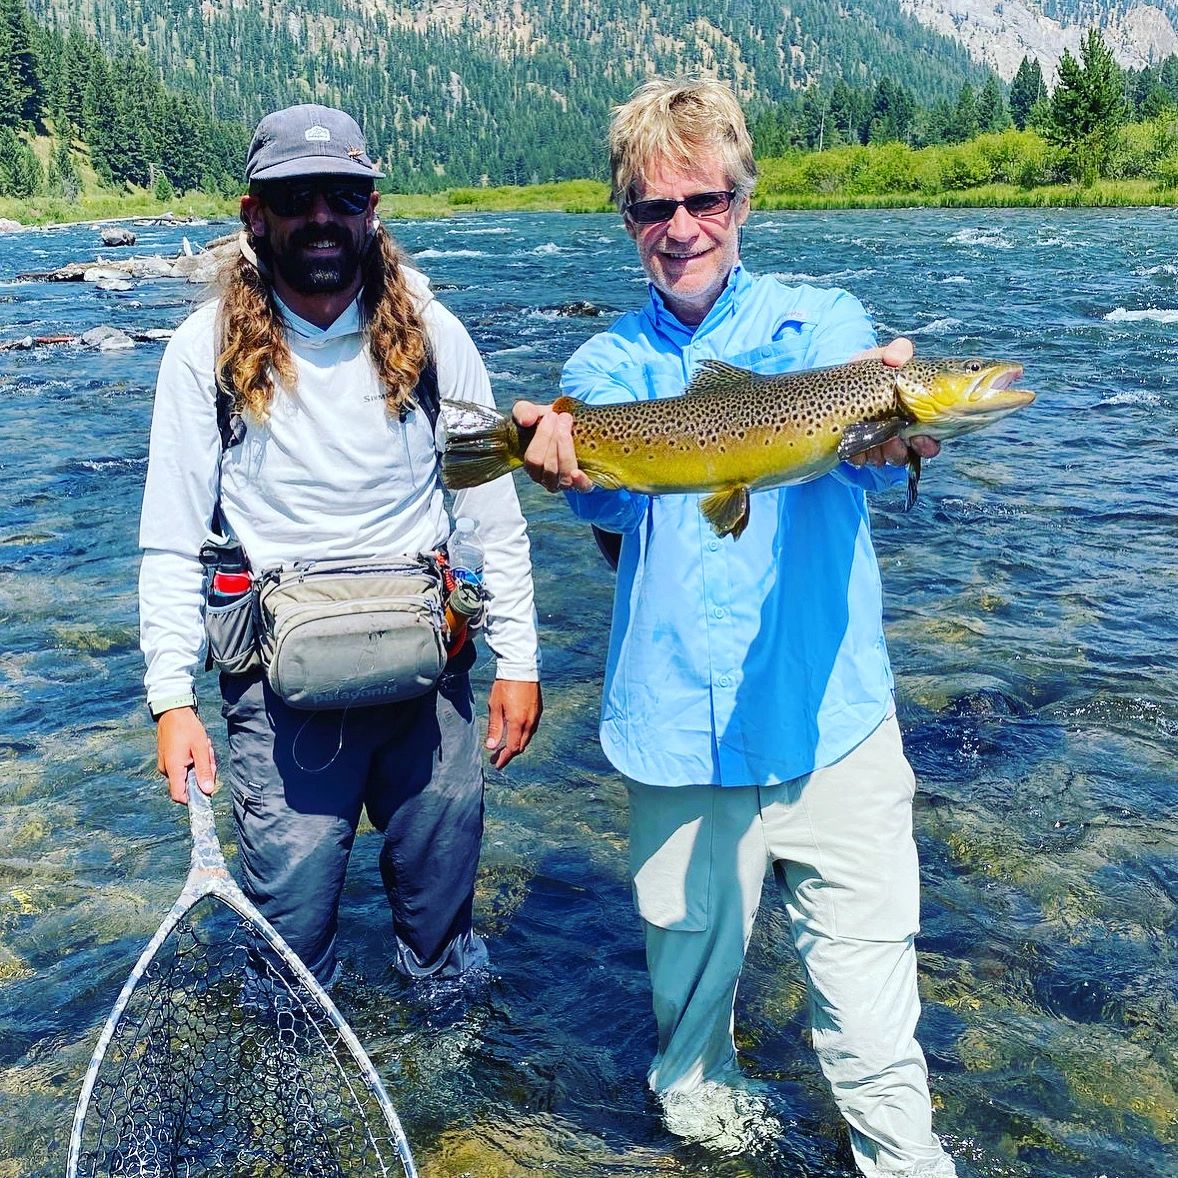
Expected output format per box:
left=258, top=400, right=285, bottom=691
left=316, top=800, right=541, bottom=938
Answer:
left=267, top=225, right=366, bottom=294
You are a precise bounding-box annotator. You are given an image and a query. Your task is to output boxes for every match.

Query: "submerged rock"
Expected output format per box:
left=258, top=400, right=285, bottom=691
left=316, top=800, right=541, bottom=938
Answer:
left=542, top=300, right=608, bottom=316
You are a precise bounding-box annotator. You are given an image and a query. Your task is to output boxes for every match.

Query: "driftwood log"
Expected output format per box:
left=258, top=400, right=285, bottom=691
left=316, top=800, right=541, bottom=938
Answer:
left=16, top=233, right=239, bottom=285
left=0, top=327, right=176, bottom=352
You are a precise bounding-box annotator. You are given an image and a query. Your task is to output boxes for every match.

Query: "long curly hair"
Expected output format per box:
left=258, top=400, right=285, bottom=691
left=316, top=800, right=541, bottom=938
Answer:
left=214, top=225, right=430, bottom=424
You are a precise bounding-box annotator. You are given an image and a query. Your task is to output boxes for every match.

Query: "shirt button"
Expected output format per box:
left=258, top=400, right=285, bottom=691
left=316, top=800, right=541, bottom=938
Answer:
left=717, top=675, right=732, bottom=688
left=713, top=606, right=726, bottom=619
left=708, top=539, right=720, bottom=551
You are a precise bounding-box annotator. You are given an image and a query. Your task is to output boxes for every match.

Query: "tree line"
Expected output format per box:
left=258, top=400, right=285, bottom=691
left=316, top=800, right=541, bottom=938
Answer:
left=22, top=0, right=990, bottom=194
left=749, top=30, right=1171, bottom=186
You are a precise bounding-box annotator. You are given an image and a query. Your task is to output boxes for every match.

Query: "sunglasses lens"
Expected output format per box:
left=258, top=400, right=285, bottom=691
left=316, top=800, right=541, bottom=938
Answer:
left=685, top=192, right=732, bottom=216
left=325, top=186, right=372, bottom=214
left=261, top=186, right=309, bottom=217
left=628, top=199, right=677, bottom=224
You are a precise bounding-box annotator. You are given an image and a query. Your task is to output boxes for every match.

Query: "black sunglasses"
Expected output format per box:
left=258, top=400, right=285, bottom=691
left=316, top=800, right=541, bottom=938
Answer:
left=624, top=189, right=737, bottom=225
left=258, top=181, right=373, bottom=218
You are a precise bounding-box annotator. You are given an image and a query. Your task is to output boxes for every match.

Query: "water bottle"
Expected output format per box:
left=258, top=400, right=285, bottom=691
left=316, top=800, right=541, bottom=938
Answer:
left=447, top=517, right=484, bottom=588
left=206, top=544, right=252, bottom=607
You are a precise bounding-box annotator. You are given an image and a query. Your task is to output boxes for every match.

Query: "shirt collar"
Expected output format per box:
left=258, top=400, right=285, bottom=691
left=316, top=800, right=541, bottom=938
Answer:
left=645, top=264, right=749, bottom=342
left=276, top=294, right=363, bottom=344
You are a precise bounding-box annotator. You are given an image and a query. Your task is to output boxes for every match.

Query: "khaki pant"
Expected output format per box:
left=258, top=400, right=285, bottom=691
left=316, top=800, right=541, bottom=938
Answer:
left=628, top=715, right=956, bottom=1177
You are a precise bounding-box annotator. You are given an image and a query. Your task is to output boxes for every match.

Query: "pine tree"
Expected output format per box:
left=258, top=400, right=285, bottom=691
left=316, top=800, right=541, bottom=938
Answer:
left=47, top=134, right=80, bottom=198
left=0, top=0, right=44, bottom=125
left=1045, top=29, right=1129, bottom=184
left=867, top=78, right=916, bottom=145
left=950, top=83, right=979, bottom=143
left=0, top=126, right=43, bottom=196
left=977, top=75, right=1011, bottom=134
left=1009, top=56, right=1046, bottom=131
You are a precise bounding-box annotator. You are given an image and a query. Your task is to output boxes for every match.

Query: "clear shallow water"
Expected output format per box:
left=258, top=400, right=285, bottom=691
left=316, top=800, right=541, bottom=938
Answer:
left=0, top=208, right=1174, bottom=1177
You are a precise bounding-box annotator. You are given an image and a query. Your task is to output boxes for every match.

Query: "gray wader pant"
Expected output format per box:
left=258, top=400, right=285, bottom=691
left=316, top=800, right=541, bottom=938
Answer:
left=219, top=648, right=487, bottom=987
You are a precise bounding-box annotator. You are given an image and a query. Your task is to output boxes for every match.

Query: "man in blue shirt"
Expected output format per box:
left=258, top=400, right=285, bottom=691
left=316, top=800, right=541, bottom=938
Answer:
left=514, top=77, right=956, bottom=1176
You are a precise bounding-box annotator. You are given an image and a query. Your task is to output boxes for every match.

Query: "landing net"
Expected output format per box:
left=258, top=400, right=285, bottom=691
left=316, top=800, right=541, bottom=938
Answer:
left=68, top=779, right=416, bottom=1178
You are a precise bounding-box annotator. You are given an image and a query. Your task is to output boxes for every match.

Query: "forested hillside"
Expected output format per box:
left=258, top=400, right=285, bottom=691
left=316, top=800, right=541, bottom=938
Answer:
left=0, top=0, right=245, bottom=201
left=24, top=0, right=993, bottom=190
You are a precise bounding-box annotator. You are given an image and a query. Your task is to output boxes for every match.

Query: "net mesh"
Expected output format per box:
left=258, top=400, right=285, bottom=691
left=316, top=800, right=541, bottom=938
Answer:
left=72, top=893, right=410, bottom=1178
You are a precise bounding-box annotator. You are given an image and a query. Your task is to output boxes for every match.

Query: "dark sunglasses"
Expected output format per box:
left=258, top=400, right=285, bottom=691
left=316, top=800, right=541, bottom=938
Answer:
left=624, top=189, right=737, bottom=225
left=258, top=181, right=373, bottom=218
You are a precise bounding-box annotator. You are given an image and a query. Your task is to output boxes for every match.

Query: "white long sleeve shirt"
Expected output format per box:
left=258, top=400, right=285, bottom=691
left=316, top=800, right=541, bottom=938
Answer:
left=139, top=269, right=539, bottom=711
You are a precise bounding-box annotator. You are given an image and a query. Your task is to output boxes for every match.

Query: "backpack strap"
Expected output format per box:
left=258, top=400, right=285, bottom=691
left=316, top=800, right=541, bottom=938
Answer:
left=212, top=379, right=244, bottom=537
left=215, top=380, right=245, bottom=454
left=210, top=357, right=442, bottom=531
left=412, top=353, right=440, bottom=435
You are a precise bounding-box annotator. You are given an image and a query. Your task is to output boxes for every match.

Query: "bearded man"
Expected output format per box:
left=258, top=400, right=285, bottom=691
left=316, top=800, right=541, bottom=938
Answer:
left=139, top=104, right=542, bottom=988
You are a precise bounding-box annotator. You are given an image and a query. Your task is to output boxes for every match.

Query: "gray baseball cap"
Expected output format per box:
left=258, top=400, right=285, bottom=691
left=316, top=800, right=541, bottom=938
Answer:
left=244, top=104, right=385, bottom=183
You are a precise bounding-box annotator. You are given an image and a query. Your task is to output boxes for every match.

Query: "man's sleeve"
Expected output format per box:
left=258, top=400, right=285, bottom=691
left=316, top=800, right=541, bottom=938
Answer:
left=431, top=300, right=540, bottom=682
left=558, top=347, right=649, bottom=534
left=139, top=318, right=222, bottom=710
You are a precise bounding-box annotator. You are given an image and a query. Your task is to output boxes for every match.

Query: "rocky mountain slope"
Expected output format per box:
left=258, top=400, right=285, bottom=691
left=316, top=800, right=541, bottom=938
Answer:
left=901, top=0, right=1178, bottom=81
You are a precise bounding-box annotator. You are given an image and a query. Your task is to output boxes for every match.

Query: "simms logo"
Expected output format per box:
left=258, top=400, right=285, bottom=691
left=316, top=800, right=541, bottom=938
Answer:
left=305, top=126, right=331, bottom=143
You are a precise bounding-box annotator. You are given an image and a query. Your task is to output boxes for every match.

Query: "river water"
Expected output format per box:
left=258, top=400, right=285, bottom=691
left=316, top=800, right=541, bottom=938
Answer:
left=0, top=208, right=1174, bottom=1177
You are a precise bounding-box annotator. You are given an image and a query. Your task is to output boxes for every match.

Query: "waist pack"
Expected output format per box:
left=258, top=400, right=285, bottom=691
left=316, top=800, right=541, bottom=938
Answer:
left=254, top=555, right=448, bottom=710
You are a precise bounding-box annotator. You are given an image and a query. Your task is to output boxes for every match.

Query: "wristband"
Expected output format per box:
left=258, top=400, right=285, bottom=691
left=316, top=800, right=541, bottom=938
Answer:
left=149, top=693, right=197, bottom=721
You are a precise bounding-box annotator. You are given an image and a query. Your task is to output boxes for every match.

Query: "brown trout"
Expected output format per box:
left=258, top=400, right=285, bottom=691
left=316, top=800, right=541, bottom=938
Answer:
left=440, top=357, right=1034, bottom=539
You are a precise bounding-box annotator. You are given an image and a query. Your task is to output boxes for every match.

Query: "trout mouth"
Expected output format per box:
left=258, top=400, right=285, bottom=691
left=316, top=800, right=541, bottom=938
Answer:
left=967, top=361, right=1034, bottom=408
left=900, top=359, right=1036, bottom=438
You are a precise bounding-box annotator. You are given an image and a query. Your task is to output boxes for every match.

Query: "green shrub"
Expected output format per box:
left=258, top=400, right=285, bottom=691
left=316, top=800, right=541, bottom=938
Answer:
left=757, top=151, right=811, bottom=196
left=1153, top=151, right=1178, bottom=190
left=801, top=146, right=862, bottom=195
left=856, top=142, right=918, bottom=193
left=937, top=142, right=992, bottom=190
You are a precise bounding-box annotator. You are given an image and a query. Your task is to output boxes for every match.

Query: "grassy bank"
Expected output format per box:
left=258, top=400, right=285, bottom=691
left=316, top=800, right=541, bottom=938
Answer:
left=753, top=179, right=1176, bottom=209
left=0, top=190, right=239, bottom=227
left=5, top=131, right=1178, bottom=228
left=0, top=180, right=612, bottom=227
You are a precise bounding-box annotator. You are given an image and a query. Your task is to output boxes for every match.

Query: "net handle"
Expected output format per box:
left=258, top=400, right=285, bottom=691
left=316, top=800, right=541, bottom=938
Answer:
left=185, top=770, right=230, bottom=877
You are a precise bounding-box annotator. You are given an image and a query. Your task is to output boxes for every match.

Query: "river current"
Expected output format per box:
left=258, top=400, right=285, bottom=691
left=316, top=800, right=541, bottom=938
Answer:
left=0, top=208, right=1174, bottom=1177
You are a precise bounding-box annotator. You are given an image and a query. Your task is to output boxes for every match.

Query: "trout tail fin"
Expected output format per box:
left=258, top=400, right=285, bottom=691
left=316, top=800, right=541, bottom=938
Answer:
left=440, top=399, right=527, bottom=489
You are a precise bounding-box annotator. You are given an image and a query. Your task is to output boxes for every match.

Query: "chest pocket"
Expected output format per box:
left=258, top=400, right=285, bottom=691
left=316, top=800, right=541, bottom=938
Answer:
left=720, top=317, right=818, bottom=376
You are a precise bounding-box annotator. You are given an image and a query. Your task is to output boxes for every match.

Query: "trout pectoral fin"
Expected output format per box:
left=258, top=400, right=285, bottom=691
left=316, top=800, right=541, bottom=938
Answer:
left=837, top=418, right=903, bottom=462
left=700, top=486, right=751, bottom=539
left=589, top=469, right=624, bottom=491
left=905, top=453, right=921, bottom=512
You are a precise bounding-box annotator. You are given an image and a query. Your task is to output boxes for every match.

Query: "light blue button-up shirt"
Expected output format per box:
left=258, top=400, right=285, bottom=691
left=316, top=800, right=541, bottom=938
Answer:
left=561, top=266, right=906, bottom=787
